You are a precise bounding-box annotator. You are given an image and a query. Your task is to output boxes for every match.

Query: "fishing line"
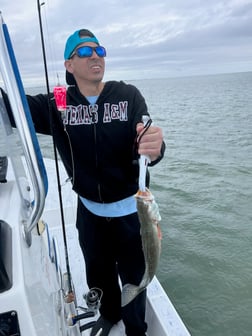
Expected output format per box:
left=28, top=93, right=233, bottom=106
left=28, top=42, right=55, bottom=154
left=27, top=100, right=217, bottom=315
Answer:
left=133, top=117, right=152, bottom=156
left=40, top=0, right=59, bottom=85
left=37, top=0, right=73, bottom=294
left=137, top=117, right=152, bottom=145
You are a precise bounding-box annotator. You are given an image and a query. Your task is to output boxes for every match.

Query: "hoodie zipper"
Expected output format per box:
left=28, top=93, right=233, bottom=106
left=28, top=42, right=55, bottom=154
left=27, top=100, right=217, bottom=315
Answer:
left=64, top=124, right=75, bottom=186
left=93, top=123, right=103, bottom=202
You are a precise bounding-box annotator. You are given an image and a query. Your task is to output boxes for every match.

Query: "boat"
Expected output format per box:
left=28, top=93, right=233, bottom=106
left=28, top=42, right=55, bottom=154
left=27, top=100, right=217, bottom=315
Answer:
left=0, top=11, right=191, bottom=336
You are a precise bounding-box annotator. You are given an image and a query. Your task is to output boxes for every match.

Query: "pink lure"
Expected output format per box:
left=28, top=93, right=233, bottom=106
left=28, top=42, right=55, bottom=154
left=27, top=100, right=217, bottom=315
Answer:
left=53, top=86, right=67, bottom=111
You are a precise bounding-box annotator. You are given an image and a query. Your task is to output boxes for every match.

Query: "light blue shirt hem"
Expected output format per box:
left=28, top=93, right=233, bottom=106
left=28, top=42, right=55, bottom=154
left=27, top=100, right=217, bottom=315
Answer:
left=79, top=195, right=137, bottom=217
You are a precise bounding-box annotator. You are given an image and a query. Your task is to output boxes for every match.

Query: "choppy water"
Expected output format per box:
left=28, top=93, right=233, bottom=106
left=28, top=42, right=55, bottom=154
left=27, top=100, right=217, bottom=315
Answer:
left=17, top=72, right=252, bottom=335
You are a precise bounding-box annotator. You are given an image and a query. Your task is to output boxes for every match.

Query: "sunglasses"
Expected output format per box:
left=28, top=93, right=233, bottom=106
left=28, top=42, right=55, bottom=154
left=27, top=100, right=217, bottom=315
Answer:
left=71, top=46, right=106, bottom=58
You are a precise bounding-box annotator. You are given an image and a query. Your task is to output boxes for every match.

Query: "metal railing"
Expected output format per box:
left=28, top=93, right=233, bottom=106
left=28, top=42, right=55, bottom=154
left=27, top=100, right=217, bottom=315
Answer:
left=0, top=13, right=48, bottom=246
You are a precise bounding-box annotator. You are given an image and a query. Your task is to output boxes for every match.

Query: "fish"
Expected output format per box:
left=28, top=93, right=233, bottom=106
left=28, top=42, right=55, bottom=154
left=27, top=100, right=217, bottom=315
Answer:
left=121, top=116, right=162, bottom=307
left=121, top=187, right=162, bottom=307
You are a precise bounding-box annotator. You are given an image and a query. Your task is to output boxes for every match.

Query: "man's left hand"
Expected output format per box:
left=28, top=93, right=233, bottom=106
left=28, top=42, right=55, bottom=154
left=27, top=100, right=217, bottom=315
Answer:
left=136, top=123, right=164, bottom=162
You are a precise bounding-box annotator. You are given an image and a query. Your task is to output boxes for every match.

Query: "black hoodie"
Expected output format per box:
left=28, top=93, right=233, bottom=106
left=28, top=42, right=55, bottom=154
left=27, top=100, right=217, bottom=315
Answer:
left=3, top=80, right=165, bottom=203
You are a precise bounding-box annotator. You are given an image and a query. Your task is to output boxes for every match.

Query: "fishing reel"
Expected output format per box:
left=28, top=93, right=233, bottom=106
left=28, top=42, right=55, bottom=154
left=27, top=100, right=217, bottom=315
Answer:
left=65, top=288, right=103, bottom=333
left=65, top=287, right=102, bottom=333
left=83, top=288, right=103, bottom=313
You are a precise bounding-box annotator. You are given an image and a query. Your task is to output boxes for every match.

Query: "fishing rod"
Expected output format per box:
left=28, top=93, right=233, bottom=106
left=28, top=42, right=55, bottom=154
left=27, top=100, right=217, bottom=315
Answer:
left=36, top=0, right=73, bottom=295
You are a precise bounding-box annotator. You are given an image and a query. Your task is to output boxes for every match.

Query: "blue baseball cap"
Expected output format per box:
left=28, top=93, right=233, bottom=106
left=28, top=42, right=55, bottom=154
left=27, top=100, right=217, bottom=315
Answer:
left=64, top=29, right=100, bottom=60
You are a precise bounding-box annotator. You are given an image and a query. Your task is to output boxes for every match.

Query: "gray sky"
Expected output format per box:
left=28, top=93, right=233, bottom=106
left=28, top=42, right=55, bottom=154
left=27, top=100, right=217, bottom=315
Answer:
left=1, top=0, right=252, bottom=86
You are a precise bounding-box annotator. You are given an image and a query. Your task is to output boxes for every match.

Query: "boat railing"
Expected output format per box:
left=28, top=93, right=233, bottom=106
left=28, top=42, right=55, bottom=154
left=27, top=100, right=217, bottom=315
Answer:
left=0, top=14, right=48, bottom=246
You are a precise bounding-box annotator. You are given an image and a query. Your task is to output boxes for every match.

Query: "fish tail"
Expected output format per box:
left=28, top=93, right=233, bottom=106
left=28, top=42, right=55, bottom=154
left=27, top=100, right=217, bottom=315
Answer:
left=121, top=283, right=144, bottom=307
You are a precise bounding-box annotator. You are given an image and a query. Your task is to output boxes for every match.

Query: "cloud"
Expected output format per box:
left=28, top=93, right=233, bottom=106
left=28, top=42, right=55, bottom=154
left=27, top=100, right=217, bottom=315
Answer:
left=1, top=0, right=252, bottom=86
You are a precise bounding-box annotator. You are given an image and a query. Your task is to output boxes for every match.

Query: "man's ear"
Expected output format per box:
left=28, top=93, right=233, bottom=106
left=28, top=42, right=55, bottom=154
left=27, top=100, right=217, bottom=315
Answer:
left=64, top=60, right=74, bottom=74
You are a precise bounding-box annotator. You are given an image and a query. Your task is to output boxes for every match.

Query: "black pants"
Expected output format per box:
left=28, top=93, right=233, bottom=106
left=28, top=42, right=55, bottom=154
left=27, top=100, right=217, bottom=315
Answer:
left=76, top=198, right=147, bottom=336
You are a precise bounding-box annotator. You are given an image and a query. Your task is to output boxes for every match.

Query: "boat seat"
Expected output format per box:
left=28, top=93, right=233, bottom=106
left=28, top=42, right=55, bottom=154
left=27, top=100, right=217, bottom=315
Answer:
left=0, top=220, right=12, bottom=293
left=0, top=156, right=8, bottom=183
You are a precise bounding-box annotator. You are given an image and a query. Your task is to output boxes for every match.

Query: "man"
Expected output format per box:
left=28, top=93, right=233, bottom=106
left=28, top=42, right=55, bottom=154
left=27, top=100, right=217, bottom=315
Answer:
left=3, top=29, right=165, bottom=336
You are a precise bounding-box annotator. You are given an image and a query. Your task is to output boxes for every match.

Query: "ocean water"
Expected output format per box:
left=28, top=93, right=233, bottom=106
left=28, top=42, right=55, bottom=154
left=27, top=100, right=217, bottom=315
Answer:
left=136, top=72, right=252, bottom=336
left=31, top=72, right=252, bottom=336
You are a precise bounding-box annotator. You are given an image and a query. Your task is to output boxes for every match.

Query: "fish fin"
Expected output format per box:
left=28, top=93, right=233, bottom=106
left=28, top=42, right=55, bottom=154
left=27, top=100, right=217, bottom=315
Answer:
left=157, top=224, right=162, bottom=240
